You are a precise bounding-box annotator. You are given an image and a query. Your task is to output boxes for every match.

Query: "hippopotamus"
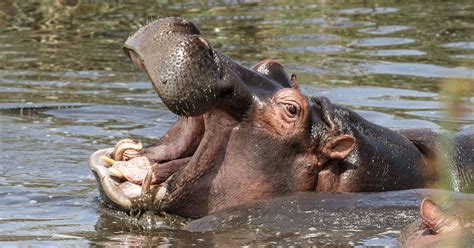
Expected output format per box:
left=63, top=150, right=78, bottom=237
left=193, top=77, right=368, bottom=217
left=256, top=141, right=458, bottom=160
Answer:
left=89, top=17, right=473, bottom=220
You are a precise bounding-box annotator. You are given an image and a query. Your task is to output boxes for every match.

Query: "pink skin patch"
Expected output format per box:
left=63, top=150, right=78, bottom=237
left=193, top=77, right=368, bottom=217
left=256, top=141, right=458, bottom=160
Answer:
left=111, top=157, right=151, bottom=184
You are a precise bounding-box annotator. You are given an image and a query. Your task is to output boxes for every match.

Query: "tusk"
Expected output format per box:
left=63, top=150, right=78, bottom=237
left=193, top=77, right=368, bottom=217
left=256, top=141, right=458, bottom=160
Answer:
left=109, top=167, right=125, bottom=180
left=114, top=139, right=137, bottom=149
left=100, top=156, right=116, bottom=167
left=112, top=139, right=143, bottom=161
left=141, top=163, right=158, bottom=194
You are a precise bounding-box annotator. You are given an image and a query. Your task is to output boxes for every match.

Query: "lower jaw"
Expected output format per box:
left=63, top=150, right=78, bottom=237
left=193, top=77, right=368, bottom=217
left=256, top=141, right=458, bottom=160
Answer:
left=89, top=148, right=180, bottom=212
left=91, top=111, right=238, bottom=215
left=90, top=148, right=134, bottom=210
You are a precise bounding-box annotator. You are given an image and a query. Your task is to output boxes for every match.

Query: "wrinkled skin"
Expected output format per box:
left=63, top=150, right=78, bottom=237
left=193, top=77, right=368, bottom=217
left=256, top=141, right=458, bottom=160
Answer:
left=90, top=17, right=473, bottom=219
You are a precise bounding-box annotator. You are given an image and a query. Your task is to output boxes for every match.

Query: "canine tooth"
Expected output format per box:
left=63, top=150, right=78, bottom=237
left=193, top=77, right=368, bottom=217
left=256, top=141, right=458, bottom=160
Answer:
left=141, top=163, right=158, bottom=194
left=113, top=139, right=139, bottom=151
left=109, top=168, right=125, bottom=179
left=100, top=156, right=116, bottom=167
left=113, top=139, right=143, bottom=161
left=114, top=139, right=137, bottom=148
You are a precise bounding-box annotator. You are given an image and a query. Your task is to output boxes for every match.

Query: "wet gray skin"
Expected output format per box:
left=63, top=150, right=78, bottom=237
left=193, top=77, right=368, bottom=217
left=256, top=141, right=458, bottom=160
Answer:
left=185, top=189, right=437, bottom=232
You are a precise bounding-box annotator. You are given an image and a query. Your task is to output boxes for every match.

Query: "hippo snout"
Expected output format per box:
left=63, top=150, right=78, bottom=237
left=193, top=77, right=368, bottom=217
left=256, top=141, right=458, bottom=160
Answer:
left=123, top=18, right=224, bottom=117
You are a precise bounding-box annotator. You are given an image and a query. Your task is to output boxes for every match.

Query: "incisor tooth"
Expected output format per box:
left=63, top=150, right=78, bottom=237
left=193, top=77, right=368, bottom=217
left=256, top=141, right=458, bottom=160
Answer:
left=100, top=156, right=116, bottom=167
left=109, top=167, right=125, bottom=179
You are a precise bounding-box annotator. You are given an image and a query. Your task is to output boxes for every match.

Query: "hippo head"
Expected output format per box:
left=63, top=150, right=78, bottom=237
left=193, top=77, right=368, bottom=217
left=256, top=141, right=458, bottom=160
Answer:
left=91, top=17, right=357, bottom=218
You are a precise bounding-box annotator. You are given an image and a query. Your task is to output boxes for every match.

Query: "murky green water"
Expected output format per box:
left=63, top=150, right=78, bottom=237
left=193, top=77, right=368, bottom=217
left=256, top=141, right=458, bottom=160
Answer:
left=0, top=0, right=473, bottom=246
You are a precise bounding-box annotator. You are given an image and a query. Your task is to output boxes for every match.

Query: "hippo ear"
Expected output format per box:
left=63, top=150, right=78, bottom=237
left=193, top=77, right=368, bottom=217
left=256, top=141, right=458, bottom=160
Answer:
left=420, top=198, right=461, bottom=234
left=290, top=74, right=299, bottom=90
left=321, top=135, right=355, bottom=160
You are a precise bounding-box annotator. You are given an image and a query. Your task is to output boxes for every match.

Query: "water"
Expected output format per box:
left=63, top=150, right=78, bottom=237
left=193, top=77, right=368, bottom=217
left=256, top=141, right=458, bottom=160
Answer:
left=0, top=0, right=473, bottom=246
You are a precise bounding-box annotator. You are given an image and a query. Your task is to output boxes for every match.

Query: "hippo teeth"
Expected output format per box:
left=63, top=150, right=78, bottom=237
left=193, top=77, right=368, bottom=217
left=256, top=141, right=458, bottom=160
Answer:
left=141, top=163, right=158, bottom=194
left=109, top=167, right=125, bottom=180
left=100, top=156, right=116, bottom=167
left=112, top=139, right=143, bottom=161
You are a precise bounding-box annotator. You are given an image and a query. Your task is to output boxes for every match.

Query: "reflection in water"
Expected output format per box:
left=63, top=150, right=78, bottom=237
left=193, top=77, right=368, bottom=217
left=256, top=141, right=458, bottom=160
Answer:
left=358, top=25, right=412, bottom=35
left=350, top=37, right=416, bottom=47
left=361, top=49, right=426, bottom=57
left=441, top=41, right=474, bottom=50
left=337, top=7, right=399, bottom=15
left=0, top=0, right=473, bottom=246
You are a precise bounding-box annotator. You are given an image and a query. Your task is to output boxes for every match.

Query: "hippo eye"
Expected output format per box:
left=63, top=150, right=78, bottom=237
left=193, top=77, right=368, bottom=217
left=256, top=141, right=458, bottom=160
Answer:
left=287, top=104, right=297, bottom=115
left=280, top=102, right=299, bottom=119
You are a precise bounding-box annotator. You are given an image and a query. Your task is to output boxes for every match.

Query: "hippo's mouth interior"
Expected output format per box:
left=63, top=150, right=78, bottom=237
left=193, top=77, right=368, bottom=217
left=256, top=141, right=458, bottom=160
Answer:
left=93, top=40, right=238, bottom=209
left=90, top=110, right=230, bottom=213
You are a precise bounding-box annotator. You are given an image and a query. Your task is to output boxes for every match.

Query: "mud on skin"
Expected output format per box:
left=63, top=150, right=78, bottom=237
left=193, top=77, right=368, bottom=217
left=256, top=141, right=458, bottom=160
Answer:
left=89, top=17, right=473, bottom=241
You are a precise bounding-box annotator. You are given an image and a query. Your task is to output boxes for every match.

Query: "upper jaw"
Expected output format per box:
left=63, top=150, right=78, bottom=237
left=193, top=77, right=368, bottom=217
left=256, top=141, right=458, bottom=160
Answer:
left=122, top=19, right=228, bottom=117
left=122, top=17, right=283, bottom=120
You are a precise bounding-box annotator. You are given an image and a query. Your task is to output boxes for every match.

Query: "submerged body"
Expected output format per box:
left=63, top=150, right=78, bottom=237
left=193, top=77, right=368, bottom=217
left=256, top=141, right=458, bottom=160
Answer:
left=92, top=189, right=473, bottom=246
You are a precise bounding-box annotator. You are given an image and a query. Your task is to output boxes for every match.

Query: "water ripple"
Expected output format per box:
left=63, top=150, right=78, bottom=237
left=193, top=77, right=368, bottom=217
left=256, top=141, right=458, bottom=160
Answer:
left=350, top=37, right=416, bottom=47
left=338, top=7, right=399, bottom=15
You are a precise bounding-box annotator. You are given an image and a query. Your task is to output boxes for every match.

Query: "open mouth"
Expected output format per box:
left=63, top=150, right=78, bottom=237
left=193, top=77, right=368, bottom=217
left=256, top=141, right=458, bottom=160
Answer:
left=89, top=115, right=207, bottom=211
left=90, top=110, right=238, bottom=217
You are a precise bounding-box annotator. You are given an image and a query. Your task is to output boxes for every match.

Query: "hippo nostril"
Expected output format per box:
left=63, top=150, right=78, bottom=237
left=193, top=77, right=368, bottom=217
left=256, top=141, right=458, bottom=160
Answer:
left=198, top=36, right=210, bottom=49
left=123, top=47, right=146, bottom=71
